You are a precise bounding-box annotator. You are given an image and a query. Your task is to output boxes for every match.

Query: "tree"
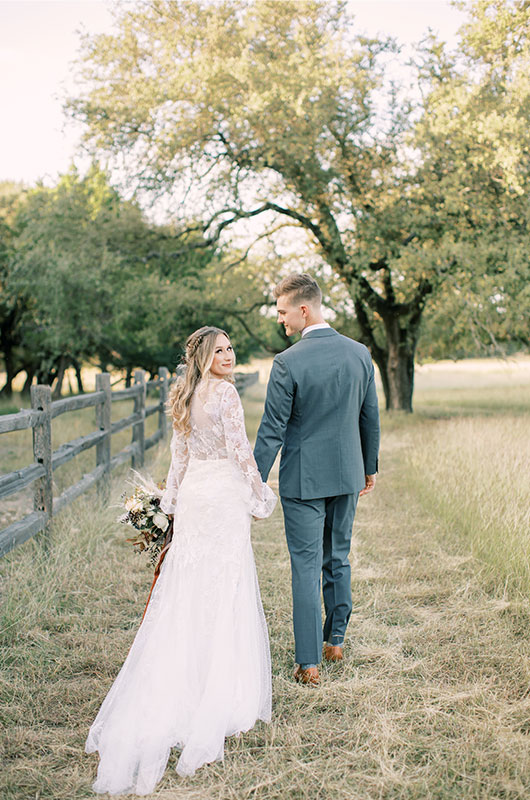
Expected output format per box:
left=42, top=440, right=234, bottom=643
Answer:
left=68, top=0, right=530, bottom=410
left=69, top=0, right=418, bottom=409
left=0, top=182, right=30, bottom=397
left=411, top=0, right=530, bottom=359
left=3, top=166, right=279, bottom=396
left=8, top=166, right=150, bottom=395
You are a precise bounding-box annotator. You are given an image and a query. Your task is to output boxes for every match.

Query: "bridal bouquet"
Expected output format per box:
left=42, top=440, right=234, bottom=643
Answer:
left=119, top=472, right=171, bottom=566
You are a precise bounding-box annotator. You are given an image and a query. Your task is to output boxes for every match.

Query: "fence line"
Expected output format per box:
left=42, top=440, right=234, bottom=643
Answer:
left=0, top=369, right=258, bottom=557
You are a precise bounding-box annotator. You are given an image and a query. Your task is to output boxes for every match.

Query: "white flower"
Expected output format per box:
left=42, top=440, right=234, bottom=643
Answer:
left=125, top=497, right=143, bottom=513
left=153, top=512, right=169, bottom=532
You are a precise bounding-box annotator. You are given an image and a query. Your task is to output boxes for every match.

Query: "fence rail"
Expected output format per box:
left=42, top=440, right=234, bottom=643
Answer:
left=0, top=369, right=259, bottom=557
left=0, top=367, right=169, bottom=558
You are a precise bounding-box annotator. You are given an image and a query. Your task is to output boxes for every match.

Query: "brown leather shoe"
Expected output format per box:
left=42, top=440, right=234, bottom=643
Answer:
left=323, top=644, right=343, bottom=662
left=293, top=665, right=320, bottom=686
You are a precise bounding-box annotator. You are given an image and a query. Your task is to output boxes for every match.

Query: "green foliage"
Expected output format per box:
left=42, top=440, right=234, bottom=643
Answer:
left=66, top=0, right=530, bottom=410
left=7, top=165, right=168, bottom=382
left=0, top=182, right=30, bottom=395
left=1, top=166, right=275, bottom=393
left=412, top=0, right=530, bottom=355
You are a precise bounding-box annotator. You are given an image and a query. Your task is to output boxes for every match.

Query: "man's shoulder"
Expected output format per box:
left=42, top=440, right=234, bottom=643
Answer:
left=336, top=333, right=371, bottom=359
left=274, top=339, right=303, bottom=362
left=275, top=332, right=371, bottom=361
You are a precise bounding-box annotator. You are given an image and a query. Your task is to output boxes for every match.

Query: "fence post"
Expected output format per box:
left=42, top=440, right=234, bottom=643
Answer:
left=95, top=372, right=111, bottom=501
left=31, top=384, right=53, bottom=536
left=158, top=366, right=169, bottom=440
left=132, top=369, right=146, bottom=469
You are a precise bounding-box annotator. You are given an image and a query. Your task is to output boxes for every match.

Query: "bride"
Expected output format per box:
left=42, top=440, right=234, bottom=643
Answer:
left=85, top=326, right=277, bottom=795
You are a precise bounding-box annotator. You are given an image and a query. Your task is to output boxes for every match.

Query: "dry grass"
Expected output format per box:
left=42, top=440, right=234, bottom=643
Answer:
left=408, top=416, right=530, bottom=596
left=412, top=356, right=530, bottom=418
left=0, top=392, right=161, bottom=532
left=1, top=362, right=530, bottom=799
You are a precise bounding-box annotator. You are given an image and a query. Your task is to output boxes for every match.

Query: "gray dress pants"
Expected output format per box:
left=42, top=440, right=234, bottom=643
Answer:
left=281, top=493, right=358, bottom=666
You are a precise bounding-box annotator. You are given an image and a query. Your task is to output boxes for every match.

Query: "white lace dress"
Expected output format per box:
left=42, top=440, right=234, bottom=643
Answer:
left=85, top=377, right=277, bottom=795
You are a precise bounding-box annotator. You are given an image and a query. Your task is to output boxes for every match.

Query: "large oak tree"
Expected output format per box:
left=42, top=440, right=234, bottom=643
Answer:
left=69, top=0, right=530, bottom=410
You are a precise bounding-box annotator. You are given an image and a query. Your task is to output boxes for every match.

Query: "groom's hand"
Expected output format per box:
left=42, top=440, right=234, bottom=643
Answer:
left=359, top=474, right=376, bottom=496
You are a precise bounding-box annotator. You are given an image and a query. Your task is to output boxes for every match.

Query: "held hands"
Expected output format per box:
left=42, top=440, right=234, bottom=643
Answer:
left=359, top=474, right=376, bottom=497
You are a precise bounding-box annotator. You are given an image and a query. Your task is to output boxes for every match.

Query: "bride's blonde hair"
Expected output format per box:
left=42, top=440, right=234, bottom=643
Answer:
left=167, top=326, right=235, bottom=434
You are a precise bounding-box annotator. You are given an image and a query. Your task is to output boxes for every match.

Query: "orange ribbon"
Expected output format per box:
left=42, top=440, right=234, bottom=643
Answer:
left=141, top=519, right=174, bottom=622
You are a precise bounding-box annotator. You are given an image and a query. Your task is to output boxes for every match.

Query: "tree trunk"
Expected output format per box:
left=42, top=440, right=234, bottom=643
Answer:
left=21, top=369, right=35, bottom=396
left=0, top=347, right=16, bottom=398
left=353, top=296, right=418, bottom=412
left=52, top=355, right=68, bottom=400
left=347, top=270, right=430, bottom=413
left=351, top=301, right=415, bottom=412
left=371, top=347, right=415, bottom=412
left=73, top=360, right=85, bottom=393
left=376, top=316, right=417, bottom=412
left=125, top=366, right=133, bottom=388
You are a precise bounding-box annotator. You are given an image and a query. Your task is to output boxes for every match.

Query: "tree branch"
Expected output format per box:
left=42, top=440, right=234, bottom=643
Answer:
left=219, top=222, right=296, bottom=274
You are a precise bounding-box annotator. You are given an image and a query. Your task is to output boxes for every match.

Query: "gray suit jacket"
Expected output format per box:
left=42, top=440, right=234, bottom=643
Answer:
left=254, top=328, right=380, bottom=500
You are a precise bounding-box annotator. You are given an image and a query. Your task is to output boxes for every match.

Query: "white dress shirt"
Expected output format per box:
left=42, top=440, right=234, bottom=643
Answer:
left=301, top=322, right=331, bottom=337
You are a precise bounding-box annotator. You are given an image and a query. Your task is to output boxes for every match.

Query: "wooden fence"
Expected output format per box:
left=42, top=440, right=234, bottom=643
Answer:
left=0, top=369, right=258, bottom=558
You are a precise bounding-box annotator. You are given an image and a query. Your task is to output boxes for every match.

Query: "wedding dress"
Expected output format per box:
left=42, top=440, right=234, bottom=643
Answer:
left=85, top=376, right=277, bottom=795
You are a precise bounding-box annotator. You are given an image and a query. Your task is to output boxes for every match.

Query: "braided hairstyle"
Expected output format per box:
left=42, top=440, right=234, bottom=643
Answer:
left=167, top=326, right=234, bottom=434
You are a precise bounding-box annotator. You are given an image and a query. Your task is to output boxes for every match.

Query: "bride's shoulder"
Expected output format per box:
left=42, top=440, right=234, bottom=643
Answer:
left=215, top=378, right=239, bottom=400
left=210, top=380, right=242, bottom=411
left=203, top=377, right=238, bottom=401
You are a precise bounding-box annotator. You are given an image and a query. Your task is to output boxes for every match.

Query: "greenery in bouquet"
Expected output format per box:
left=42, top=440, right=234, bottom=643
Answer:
left=118, top=472, right=171, bottom=566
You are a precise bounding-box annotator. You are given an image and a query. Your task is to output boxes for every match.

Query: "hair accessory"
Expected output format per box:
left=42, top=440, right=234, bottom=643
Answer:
left=187, top=334, right=204, bottom=358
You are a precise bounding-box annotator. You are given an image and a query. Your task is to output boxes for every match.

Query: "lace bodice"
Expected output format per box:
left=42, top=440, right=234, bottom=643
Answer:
left=160, top=377, right=276, bottom=519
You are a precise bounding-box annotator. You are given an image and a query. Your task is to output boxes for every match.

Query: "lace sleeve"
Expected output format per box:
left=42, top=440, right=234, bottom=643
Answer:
left=220, top=383, right=277, bottom=519
left=159, top=428, right=190, bottom=514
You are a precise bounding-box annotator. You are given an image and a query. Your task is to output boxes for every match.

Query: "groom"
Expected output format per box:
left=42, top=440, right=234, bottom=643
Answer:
left=254, top=273, right=380, bottom=685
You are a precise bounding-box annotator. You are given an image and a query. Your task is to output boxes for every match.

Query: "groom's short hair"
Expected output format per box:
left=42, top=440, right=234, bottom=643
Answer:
left=273, top=273, right=322, bottom=306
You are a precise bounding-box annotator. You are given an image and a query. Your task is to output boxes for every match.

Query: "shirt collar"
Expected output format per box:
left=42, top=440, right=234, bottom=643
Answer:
left=301, top=322, right=331, bottom=337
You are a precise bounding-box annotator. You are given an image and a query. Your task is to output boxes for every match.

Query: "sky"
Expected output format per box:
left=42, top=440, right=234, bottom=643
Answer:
left=0, top=0, right=468, bottom=187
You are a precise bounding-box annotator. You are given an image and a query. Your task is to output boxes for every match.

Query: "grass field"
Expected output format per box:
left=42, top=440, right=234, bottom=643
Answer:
left=1, top=357, right=529, bottom=799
